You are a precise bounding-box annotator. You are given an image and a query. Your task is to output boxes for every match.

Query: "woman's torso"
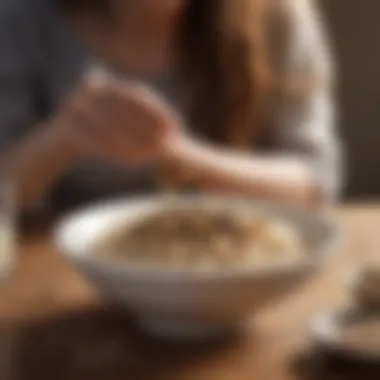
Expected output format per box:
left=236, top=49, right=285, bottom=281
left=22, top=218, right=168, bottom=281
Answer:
left=2, top=0, right=290, bottom=209
left=30, top=0, right=204, bottom=207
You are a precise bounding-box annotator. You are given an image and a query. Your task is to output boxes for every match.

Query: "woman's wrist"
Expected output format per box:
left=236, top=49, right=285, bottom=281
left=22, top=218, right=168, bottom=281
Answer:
left=4, top=120, right=81, bottom=209
left=162, top=135, right=203, bottom=181
left=44, top=117, right=82, bottom=165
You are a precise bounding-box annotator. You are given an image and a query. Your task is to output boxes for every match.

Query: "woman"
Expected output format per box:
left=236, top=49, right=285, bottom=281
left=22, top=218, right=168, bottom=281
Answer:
left=0, top=0, right=342, bottom=213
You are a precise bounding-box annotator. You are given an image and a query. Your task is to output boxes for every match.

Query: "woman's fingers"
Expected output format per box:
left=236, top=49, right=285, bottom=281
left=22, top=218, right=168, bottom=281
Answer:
left=73, top=91, right=157, bottom=165
left=66, top=75, right=180, bottom=166
left=95, top=85, right=171, bottom=156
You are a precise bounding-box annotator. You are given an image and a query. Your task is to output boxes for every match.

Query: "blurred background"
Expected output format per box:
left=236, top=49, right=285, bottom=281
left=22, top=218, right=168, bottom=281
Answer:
left=322, top=0, right=380, bottom=199
left=0, top=2, right=378, bottom=379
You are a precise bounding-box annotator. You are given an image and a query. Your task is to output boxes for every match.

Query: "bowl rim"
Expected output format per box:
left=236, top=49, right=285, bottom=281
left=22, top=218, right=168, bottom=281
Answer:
left=53, top=194, right=342, bottom=281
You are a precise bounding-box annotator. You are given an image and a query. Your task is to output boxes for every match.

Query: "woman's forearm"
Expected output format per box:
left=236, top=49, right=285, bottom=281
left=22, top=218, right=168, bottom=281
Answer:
left=2, top=124, right=77, bottom=210
left=169, top=138, right=320, bottom=207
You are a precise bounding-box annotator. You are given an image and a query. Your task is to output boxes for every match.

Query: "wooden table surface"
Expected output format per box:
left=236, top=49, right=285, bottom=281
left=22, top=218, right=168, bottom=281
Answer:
left=0, top=205, right=380, bottom=380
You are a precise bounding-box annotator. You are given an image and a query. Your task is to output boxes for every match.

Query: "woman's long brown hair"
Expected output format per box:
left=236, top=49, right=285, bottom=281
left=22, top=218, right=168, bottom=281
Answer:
left=182, top=0, right=269, bottom=147
left=59, top=0, right=271, bottom=187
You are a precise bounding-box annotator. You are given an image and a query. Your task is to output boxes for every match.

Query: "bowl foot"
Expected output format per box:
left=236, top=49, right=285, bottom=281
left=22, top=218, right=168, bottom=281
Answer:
left=137, top=315, right=246, bottom=341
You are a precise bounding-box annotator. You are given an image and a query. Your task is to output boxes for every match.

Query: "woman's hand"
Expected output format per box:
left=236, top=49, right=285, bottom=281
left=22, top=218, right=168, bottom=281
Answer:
left=51, top=73, right=181, bottom=167
left=4, top=73, right=184, bottom=208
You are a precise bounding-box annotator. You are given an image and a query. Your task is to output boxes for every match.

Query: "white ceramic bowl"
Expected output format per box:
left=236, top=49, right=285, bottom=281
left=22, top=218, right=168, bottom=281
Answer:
left=54, top=195, right=340, bottom=339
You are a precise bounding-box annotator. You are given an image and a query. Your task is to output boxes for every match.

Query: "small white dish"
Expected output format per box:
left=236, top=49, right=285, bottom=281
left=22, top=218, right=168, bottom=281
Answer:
left=312, top=308, right=380, bottom=362
left=54, top=195, right=340, bottom=340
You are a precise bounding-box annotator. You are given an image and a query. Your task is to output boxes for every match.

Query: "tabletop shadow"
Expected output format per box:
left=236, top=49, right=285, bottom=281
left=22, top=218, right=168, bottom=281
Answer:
left=292, top=348, right=380, bottom=380
left=0, top=306, right=253, bottom=380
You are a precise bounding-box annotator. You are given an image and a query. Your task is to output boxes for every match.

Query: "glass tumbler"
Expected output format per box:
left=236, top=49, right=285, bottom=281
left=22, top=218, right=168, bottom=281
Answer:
left=0, top=180, right=16, bottom=278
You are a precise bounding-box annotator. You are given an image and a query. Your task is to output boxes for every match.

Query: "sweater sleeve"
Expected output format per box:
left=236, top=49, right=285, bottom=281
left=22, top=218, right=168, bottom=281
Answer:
left=267, top=0, right=344, bottom=201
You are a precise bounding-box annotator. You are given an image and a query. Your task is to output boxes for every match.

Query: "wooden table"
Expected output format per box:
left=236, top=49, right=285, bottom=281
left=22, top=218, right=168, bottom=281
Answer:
left=0, top=205, right=380, bottom=380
